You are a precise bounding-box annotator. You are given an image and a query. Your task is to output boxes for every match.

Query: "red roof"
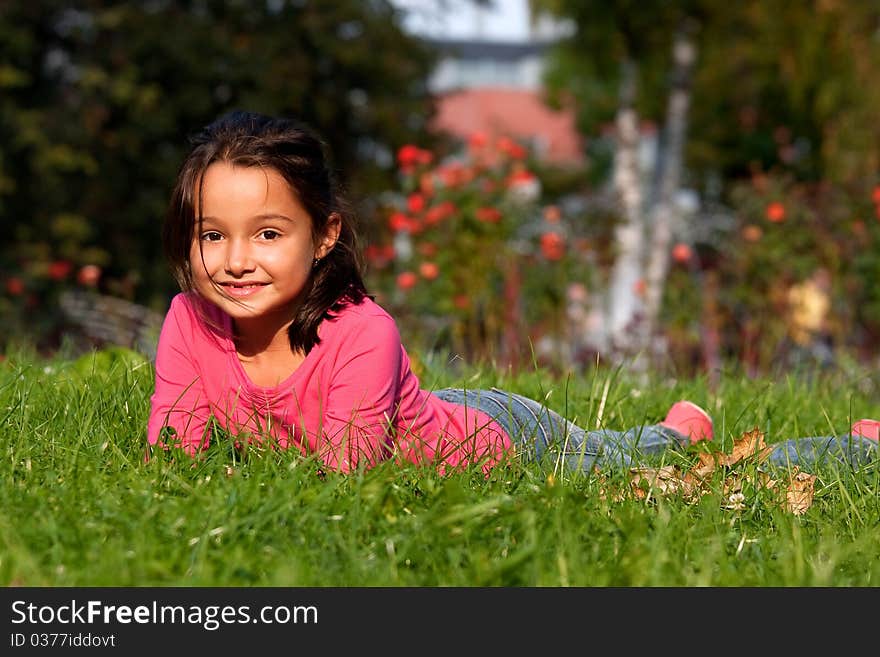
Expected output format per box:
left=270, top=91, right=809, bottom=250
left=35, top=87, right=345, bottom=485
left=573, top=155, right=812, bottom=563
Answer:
left=430, top=87, right=584, bottom=166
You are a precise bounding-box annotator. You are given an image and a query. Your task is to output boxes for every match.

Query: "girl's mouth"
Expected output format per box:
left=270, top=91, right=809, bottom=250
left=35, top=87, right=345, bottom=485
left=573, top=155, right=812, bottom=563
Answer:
left=220, top=283, right=266, bottom=298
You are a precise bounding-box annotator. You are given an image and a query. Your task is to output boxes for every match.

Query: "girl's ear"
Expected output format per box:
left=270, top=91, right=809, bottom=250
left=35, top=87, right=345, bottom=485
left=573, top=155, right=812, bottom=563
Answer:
left=316, top=212, right=342, bottom=259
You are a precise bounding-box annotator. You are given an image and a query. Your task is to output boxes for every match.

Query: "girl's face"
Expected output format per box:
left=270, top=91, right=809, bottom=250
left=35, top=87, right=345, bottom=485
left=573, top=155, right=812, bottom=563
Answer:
left=190, top=161, right=338, bottom=335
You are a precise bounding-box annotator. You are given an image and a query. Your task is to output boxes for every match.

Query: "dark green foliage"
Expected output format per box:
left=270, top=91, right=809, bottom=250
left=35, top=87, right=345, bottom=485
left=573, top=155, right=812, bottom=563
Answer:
left=0, top=1, right=437, bottom=326
left=538, top=0, right=880, bottom=191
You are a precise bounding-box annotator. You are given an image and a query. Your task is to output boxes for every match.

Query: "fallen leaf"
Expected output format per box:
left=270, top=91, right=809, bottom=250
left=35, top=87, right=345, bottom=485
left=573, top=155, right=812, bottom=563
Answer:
left=722, top=473, right=745, bottom=496
left=755, top=469, right=779, bottom=490
left=784, top=467, right=816, bottom=515
left=593, top=467, right=626, bottom=502
left=590, top=430, right=812, bottom=516
left=689, top=450, right=722, bottom=481
left=723, top=427, right=775, bottom=466
left=629, top=465, right=699, bottom=500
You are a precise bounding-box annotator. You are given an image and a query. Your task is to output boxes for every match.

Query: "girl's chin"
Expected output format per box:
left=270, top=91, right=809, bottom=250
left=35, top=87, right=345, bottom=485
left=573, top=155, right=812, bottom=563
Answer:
left=202, top=290, right=261, bottom=313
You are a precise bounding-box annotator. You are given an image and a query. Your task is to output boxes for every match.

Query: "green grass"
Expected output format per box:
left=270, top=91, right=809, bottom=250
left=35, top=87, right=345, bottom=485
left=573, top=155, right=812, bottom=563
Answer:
left=1, top=345, right=878, bottom=586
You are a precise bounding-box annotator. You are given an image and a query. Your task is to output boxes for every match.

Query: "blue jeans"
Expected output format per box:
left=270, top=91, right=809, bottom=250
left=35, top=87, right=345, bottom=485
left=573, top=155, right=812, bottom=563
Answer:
left=432, top=388, right=879, bottom=473
left=432, top=387, right=692, bottom=473
left=764, top=434, right=877, bottom=469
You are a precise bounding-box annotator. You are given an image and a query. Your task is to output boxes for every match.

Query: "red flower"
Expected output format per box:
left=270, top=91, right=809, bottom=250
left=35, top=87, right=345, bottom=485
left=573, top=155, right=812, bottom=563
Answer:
left=742, top=224, right=763, bottom=242
left=437, top=163, right=473, bottom=188
left=497, top=136, right=526, bottom=159
left=453, top=294, right=470, bottom=309
left=417, top=241, right=438, bottom=257
left=396, top=145, right=432, bottom=174
left=506, top=169, right=536, bottom=187
left=418, top=261, right=439, bottom=280
left=543, top=205, right=561, bottom=223
left=765, top=202, right=786, bottom=223
left=389, top=212, right=413, bottom=232
left=475, top=207, right=502, bottom=224
left=468, top=132, right=488, bottom=150
left=6, top=277, right=24, bottom=296
left=407, top=193, right=426, bottom=214
left=396, top=146, right=419, bottom=173
left=77, top=264, right=102, bottom=287
left=425, top=205, right=446, bottom=226
left=396, top=271, right=418, bottom=291
left=48, top=260, right=72, bottom=281
left=365, top=245, right=395, bottom=269
left=419, top=173, right=435, bottom=196
left=397, top=145, right=428, bottom=167
left=425, top=201, right=456, bottom=226
left=872, top=185, right=880, bottom=205
left=671, top=242, right=692, bottom=264
left=539, top=232, right=565, bottom=261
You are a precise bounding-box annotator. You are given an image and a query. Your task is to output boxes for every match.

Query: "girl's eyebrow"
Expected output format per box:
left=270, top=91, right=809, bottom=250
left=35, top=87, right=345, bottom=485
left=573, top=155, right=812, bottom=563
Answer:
left=200, top=213, right=296, bottom=224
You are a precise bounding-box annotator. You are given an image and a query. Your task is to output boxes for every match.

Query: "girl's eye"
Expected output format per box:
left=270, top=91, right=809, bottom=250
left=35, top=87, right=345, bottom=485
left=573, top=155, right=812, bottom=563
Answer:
left=201, top=231, right=223, bottom=242
left=260, top=229, right=281, bottom=240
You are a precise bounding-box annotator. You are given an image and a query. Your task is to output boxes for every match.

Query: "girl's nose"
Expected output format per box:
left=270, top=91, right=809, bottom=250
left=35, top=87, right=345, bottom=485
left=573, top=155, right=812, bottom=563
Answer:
left=224, top=240, right=255, bottom=275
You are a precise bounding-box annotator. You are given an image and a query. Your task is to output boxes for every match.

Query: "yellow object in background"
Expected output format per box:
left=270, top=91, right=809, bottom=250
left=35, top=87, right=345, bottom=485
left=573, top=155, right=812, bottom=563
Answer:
left=786, top=269, right=831, bottom=347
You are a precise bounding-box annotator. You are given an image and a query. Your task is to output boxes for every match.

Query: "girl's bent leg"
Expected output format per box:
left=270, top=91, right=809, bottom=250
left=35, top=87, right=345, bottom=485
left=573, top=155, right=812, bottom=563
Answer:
left=432, top=388, right=692, bottom=474
left=592, top=425, right=692, bottom=471
left=432, top=388, right=573, bottom=463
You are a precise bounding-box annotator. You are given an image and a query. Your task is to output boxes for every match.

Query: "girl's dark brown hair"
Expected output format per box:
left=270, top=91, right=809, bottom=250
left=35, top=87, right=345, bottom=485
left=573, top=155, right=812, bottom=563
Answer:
left=163, top=110, right=368, bottom=354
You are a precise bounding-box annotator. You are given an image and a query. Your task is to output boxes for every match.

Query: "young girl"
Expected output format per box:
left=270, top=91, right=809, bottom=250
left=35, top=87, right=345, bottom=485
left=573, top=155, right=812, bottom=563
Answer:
left=147, top=110, right=879, bottom=475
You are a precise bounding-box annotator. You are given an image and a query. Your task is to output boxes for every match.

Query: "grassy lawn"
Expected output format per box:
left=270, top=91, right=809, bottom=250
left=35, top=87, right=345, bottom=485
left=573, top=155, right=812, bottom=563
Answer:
left=1, top=345, right=878, bottom=586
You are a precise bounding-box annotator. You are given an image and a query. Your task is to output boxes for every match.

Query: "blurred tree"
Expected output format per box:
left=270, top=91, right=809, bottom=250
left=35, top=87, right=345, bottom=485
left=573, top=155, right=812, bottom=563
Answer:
left=0, top=0, right=437, bottom=322
left=688, top=1, right=880, bottom=186
left=533, top=0, right=880, bottom=369
left=533, top=0, right=700, bottom=366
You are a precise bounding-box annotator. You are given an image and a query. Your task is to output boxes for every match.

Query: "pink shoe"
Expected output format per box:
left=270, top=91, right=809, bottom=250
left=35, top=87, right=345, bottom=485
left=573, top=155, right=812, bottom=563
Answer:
left=660, top=400, right=714, bottom=444
left=851, top=419, right=880, bottom=441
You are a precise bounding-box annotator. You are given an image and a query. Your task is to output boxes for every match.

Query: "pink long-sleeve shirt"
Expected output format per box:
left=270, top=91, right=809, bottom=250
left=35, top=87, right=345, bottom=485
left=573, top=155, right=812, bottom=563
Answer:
left=147, top=293, right=512, bottom=473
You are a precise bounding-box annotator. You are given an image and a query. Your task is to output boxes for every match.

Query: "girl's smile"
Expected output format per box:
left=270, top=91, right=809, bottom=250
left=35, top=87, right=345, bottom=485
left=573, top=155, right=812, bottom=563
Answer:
left=217, top=281, right=269, bottom=297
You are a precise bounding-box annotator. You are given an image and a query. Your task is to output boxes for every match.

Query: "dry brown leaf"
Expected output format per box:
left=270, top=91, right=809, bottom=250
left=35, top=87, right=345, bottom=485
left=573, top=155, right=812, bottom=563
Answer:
left=756, top=469, right=779, bottom=490
left=723, top=468, right=780, bottom=494
left=592, top=434, right=811, bottom=516
left=784, top=467, right=816, bottom=515
left=593, top=467, right=627, bottom=503
left=629, top=465, right=699, bottom=500
left=723, top=427, right=775, bottom=466
left=722, top=473, right=745, bottom=496
left=689, top=450, right=722, bottom=481
left=594, top=468, right=609, bottom=500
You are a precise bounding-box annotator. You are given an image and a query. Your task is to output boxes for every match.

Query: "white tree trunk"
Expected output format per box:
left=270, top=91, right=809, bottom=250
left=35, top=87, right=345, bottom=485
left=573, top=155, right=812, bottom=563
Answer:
left=603, top=60, right=644, bottom=356
left=641, top=28, right=697, bottom=358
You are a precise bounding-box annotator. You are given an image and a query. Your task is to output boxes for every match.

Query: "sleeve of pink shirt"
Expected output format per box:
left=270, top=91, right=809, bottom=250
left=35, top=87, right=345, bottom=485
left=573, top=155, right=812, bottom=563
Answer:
left=315, top=310, right=407, bottom=473
left=147, top=294, right=212, bottom=455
